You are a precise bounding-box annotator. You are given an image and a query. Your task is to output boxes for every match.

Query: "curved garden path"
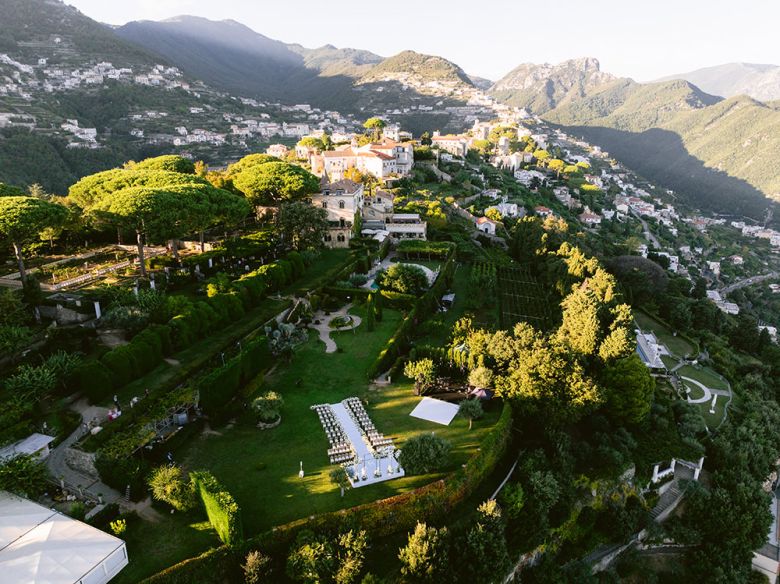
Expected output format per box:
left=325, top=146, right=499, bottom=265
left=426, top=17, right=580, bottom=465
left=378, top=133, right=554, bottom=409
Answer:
left=681, top=377, right=712, bottom=404
left=308, top=304, right=362, bottom=353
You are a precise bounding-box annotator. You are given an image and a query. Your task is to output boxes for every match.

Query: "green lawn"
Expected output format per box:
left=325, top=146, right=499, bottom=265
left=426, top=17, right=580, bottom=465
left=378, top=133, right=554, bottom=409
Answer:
left=633, top=310, right=697, bottom=358
left=682, top=380, right=706, bottom=401
left=113, top=511, right=220, bottom=584
left=701, top=393, right=727, bottom=429
left=415, top=263, right=497, bottom=346
left=678, top=365, right=730, bottom=392
left=176, top=304, right=500, bottom=536
left=660, top=354, right=679, bottom=370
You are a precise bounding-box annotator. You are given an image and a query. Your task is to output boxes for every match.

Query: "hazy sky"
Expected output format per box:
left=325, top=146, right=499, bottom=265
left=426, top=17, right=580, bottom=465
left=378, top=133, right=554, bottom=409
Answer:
left=65, top=0, right=779, bottom=81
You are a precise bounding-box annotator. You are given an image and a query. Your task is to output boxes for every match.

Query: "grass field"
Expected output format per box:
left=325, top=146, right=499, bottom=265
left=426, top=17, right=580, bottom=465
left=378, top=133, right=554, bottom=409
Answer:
left=114, top=512, right=220, bottom=584
left=633, top=310, right=697, bottom=358
left=177, top=304, right=500, bottom=536
left=678, top=364, right=730, bottom=392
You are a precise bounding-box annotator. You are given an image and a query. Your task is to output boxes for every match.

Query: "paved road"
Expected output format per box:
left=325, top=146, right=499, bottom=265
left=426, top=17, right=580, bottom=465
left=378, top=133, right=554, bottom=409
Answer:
left=630, top=209, right=660, bottom=249
left=719, top=271, right=779, bottom=294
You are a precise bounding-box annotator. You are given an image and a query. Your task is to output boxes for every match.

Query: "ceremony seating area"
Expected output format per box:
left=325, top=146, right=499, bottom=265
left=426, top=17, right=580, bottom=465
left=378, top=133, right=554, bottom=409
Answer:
left=343, top=397, right=393, bottom=450
left=311, top=404, right=355, bottom=464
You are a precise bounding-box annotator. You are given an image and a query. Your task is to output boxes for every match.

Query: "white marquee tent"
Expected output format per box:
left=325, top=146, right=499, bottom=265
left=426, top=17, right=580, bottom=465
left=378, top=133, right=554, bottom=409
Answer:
left=0, top=491, right=128, bottom=584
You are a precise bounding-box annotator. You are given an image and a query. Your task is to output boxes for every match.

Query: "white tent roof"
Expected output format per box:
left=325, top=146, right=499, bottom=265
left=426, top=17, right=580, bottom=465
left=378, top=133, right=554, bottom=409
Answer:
left=0, top=492, right=128, bottom=584
left=0, top=433, right=55, bottom=460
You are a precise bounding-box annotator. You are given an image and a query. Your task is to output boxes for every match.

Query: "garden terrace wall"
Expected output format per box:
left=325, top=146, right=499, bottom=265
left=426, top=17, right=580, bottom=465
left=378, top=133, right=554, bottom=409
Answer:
left=142, top=402, right=513, bottom=583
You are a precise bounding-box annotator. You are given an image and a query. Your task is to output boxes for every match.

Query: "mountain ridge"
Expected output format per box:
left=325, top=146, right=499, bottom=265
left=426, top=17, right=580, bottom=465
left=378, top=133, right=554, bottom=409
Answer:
left=655, top=62, right=780, bottom=102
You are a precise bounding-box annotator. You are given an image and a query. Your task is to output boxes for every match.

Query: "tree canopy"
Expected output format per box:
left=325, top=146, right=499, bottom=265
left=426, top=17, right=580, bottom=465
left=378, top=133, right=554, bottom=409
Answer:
left=233, top=162, right=320, bottom=206
left=276, top=201, right=328, bottom=251
left=0, top=196, right=67, bottom=281
left=127, top=155, right=196, bottom=174
left=225, top=153, right=279, bottom=178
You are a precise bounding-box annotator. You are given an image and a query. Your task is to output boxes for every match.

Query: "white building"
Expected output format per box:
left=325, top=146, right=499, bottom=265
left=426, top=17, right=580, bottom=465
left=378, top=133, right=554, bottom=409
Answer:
left=311, top=139, right=413, bottom=181
left=486, top=202, right=523, bottom=218
left=431, top=132, right=469, bottom=158
left=311, top=180, right=365, bottom=248
left=475, top=216, right=498, bottom=235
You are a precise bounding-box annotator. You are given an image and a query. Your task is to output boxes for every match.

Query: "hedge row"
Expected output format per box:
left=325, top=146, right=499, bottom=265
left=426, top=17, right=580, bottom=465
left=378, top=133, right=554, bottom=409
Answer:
left=75, top=324, right=173, bottom=403
left=325, top=287, right=416, bottom=310
left=143, top=403, right=513, bottom=583
left=396, top=240, right=455, bottom=260
left=191, top=470, right=243, bottom=546
left=196, top=337, right=272, bottom=415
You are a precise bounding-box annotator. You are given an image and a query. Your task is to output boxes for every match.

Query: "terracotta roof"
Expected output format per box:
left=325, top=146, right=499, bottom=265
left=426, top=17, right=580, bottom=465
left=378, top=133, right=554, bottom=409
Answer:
left=323, top=148, right=356, bottom=157
left=477, top=216, right=497, bottom=225
left=323, top=179, right=362, bottom=192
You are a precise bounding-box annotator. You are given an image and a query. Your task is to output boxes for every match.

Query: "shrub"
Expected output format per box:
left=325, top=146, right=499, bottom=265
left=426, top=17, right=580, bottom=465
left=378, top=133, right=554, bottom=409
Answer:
left=148, top=465, right=196, bottom=512
left=379, top=263, right=429, bottom=296
left=286, top=529, right=368, bottom=584
left=69, top=502, right=86, bottom=521
left=398, top=523, right=449, bottom=583
left=252, top=391, right=284, bottom=424
left=191, top=470, right=243, bottom=545
left=398, top=433, right=451, bottom=475
left=198, top=360, right=242, bottom=415
left=243, top=550, right=272, bottom=584
left=110, top=518, right=127, bottom=536
left=0, top=454, right=48, bottom=498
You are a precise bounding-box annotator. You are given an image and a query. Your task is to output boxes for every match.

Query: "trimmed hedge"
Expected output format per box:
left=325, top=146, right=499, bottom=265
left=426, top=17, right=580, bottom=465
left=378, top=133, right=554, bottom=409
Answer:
left=142, top=403, right=513, bottom=583
left=191, top=470, right=243, bottom=545
left=325, top=287, right=416, bottom=310
left=73, top=360, right=115, bottom=403
left=196, top=337, right=272, bottom=415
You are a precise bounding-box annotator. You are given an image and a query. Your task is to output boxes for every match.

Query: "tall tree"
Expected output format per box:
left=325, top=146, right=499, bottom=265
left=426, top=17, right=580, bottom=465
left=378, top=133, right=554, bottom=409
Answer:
left=0, top=196, right=67, bottom=282
left=362, top=117, right=385, bottom=141
left=276, top=201, right=328, bottom=251
left=233, top=162, right=320, bottom=207
left=90, top=187, right=182, bottom=278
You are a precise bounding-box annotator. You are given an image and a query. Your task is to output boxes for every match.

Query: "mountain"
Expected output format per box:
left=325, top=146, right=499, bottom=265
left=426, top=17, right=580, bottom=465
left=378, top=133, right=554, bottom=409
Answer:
left=359, top=50, right=473, bottom=88
left=489, top=57, right=617, bottom=113
left=543, top=80, right=780, bottom=215
left=656, top=63, right=780, bottom=102
left=468, top=75, right=493, bottom=91
left=286, top=43, right=383, bottom=78
left=115, top=16, right=318, bottom=103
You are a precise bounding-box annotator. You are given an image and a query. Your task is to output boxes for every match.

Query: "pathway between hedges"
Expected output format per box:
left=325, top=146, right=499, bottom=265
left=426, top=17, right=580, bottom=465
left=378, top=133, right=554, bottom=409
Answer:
left=46, top=398, right=123, bottom=503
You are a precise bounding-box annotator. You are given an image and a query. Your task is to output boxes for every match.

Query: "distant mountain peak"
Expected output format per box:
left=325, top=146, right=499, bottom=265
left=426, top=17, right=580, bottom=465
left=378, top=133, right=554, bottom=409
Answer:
left=656, top=62, right=780, bottom=102
left=489, top=57, right=617, bottom=114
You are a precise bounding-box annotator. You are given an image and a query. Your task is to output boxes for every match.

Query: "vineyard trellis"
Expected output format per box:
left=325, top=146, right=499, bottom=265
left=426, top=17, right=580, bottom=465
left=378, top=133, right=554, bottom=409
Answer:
left=496, top=264, right=553, bottom=331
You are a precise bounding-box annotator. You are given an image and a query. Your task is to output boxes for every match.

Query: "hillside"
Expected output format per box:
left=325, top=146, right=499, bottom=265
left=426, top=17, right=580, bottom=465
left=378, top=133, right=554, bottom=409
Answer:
left=0, top=0, right=156, bottom=67
left=489, top=57, right=617, bottom=113
left=115, top=16, right=314, bottom=103
left=544, top=81, right=780, bottom=215
left=656, top=62, right=780, bottom=102
left=0, top=1, right=302, bottom=193
left=359, top=50, right=474, bottom=88
left=286, top=43, right=383, bottom=78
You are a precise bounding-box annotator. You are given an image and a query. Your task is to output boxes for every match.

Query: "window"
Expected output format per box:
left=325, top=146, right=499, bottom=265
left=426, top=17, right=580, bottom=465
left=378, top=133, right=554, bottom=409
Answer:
left=321, top=201, right=327, bottom=208
left=324, top=234, right=332, bottom=241
left=338, top=200, right=345, bottom=209
left=337, top=234, right=346, bottom=242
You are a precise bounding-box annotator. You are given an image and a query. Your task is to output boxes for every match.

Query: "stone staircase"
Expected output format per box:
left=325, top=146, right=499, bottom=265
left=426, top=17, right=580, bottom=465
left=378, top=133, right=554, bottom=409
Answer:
left=650, top=482, right=683, bottom=521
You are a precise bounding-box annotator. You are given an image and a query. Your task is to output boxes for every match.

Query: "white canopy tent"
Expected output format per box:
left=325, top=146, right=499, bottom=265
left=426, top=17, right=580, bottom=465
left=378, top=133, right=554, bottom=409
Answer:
left=0, top=492, right=128, bottom=584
